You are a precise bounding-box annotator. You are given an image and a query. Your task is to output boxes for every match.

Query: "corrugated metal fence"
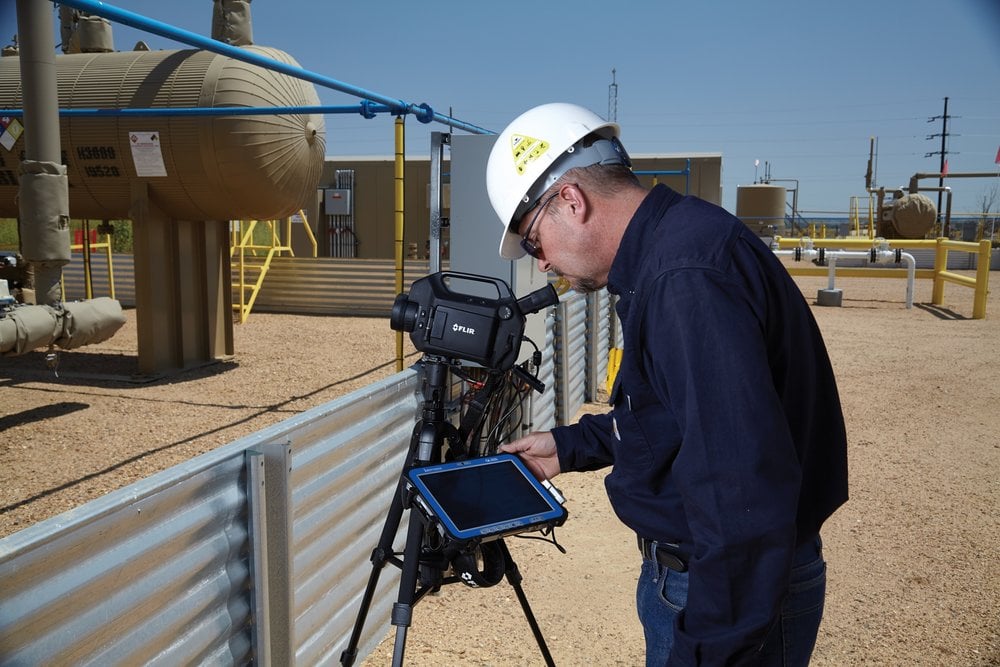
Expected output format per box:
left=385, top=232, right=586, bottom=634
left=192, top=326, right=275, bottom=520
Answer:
left=0, top=370, right=420, bottom=665
left=61, top=255, right=443, bottom=316
left=0, top=279, right=610, bottom=665
left=553, top=292, right=588, bottom=424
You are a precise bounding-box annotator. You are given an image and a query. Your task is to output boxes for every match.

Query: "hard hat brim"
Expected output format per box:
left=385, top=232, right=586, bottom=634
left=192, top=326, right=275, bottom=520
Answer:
left=499, top=228, right=528, bottom=260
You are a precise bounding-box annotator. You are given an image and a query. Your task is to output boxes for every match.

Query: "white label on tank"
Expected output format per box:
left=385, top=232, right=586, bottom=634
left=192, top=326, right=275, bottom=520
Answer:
left=0, top=117, right=22, bottom=151
left=129, top=131, right=167, bottom=177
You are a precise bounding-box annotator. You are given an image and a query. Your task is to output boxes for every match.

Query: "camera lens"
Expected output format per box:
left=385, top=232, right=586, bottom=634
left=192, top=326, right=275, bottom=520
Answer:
left=390, top=293, right=419, bottom=332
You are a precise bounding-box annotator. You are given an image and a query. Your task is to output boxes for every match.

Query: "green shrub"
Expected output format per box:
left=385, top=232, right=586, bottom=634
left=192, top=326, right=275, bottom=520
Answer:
left=0, top=218, right=134, bottom=253
left=0, top=219, right=17, bottom=250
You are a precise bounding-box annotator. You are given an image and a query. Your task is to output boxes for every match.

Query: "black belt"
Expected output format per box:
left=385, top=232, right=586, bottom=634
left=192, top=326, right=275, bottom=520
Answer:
left=638, top=536, right=688, bottom=573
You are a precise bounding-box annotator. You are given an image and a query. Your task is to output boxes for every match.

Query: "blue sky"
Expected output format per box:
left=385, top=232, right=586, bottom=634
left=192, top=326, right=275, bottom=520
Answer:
left=3, top=0, right=999, bottom=216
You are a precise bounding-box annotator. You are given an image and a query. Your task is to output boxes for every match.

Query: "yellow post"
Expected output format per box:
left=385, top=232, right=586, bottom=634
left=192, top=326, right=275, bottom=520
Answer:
left=394, top=116, right=406, bottom=371
left=867, top=196, right=875, bottom=239
left=297, top=209, right=318, bottom=257
left=103, top=231, right=116, bottom=300
left=82, top=219, right=93, bottom=299
left=932, top=237, right=947, bottom=305
left=973, top=239, right=991, bottom=319
left=606, top=347, right=623, bottom=394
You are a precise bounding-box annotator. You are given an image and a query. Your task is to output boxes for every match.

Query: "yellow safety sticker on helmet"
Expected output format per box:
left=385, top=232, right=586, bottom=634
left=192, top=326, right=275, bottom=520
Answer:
left=511, top=134, right=549, bottom=175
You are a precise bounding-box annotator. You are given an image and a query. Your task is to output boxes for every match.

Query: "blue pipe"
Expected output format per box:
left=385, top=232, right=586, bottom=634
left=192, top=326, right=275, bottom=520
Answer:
left=634, top=159, right=692, bottom=194
left=2, top=104, right=396, bottom=118
left=49, top=0, right=494, bottom=135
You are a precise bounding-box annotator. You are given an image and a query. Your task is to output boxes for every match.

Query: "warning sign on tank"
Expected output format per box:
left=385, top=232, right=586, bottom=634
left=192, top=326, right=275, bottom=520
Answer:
left=0, top=117, right=23, bottom=152
left=129, top=131, right=167, bottom=177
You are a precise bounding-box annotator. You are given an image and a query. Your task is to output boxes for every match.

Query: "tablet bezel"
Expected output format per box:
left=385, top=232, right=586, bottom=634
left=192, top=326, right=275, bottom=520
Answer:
left=405, top=453, right=567, bottom=542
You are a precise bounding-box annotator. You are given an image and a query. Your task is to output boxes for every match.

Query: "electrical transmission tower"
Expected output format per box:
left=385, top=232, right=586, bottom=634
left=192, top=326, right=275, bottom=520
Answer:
left=925, top=96, right=960, bottom=232
left=608, top=68, right=618, bottom=123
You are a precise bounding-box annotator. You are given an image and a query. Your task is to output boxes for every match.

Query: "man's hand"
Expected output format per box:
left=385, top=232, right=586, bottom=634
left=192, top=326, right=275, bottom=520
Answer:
left=499, top=431, right=561, bottom=481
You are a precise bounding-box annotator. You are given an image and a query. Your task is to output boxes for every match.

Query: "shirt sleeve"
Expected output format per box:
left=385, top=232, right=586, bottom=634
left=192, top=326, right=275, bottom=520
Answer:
left=643, top=268, right=803, bottom=665
left=550, top=412, right=617, bottom=473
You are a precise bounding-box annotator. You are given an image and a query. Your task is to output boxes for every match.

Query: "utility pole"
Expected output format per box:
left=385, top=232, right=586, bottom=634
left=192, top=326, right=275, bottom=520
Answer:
left=926, top=96, right=958, bottom=235
left=608, top=68, right=618, bottom=123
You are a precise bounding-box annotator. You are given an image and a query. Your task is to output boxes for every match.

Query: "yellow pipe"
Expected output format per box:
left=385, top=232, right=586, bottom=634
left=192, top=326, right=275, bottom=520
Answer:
left=973, top=239, right=991, bottom=319
left=867, top=197, right=875, bottom=239
left=104, top=232, right=115, bottom=300
left=937, top=271, right=978, bottom=288
left=394, top=116, right=405, bottom=371
left=783, top=266, right=936, bottom=280
left=82, top=220, right=93, bottom=299
left=932, top=237, right=948, bottom=305
left=940, top=239, right=982, bottom=251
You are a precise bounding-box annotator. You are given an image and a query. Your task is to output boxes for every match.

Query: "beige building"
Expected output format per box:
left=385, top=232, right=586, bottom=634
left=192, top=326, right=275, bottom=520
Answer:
left=310, top=153, right=723, bottom=260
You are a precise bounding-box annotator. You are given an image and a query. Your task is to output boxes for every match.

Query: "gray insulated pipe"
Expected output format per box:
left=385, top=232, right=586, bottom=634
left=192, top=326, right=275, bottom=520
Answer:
left=5, top=0, right=126, bottom=356
left=212, top=0, right=254, bottom=46
left=0, top=298, right=126, bottom=356
left=17, top=0, right=70, bottom=306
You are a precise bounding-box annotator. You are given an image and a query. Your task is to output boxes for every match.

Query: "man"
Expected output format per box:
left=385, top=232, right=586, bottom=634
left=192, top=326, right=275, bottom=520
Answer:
left=485, top=103, right=848, bottom=666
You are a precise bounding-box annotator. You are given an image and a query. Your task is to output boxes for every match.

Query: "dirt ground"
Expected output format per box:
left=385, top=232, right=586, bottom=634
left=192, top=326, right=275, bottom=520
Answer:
left=1, top=273, right=998, bottom=666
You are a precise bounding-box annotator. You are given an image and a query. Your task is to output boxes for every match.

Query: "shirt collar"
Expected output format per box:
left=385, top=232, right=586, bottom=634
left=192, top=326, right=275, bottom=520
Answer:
left=607, top=184, right=683, bottom=296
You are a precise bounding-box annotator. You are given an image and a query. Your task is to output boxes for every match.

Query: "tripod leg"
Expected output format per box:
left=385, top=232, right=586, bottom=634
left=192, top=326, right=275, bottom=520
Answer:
left=388, top=500, right=430, bottom=667
left=340, top=479, right=408, bottom=666
left=498, top=539, right=557, bottom=667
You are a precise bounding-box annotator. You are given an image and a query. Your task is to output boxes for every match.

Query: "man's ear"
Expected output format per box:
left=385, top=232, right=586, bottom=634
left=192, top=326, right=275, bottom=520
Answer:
left=559, top=183, right=588, bottom=222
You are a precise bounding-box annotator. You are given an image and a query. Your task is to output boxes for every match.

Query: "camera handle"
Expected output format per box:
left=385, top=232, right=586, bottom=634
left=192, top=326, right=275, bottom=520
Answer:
left=340, top=356, right=556, bottom=667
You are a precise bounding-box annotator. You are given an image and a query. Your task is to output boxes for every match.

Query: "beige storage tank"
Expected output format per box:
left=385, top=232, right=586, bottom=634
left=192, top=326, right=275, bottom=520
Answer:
left=736, top=184, right=787, bottom=236
left=0, top=46, right=325, bottom=220
left=882, top=193, right=937, bottom=238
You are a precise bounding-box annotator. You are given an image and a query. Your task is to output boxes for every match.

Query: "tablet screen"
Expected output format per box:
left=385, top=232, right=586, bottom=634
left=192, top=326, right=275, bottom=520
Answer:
left=406, top=454, right=566, bottom=541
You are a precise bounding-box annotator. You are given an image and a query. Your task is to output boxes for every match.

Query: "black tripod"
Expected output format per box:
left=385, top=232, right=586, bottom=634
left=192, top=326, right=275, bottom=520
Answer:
left=340, top=356, right=556, bottom=667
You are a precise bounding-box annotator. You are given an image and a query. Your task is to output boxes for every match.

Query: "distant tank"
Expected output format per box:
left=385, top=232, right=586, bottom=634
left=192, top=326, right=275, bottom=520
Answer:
left=736, top=184, right=787, bottom=236
left=0, top=46, right=325, bottom=220
left=880, top=193, right=937, bottom=239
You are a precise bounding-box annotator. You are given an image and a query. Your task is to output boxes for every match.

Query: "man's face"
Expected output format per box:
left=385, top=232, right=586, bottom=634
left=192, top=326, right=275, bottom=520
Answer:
left=516, top=186, right=610, bottom=294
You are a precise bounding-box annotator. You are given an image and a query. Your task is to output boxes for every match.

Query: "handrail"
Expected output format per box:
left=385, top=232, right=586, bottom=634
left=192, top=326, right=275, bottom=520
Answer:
left=230, top=219, right=303, bottom=323
left=62, top=224, right=115, bottom=301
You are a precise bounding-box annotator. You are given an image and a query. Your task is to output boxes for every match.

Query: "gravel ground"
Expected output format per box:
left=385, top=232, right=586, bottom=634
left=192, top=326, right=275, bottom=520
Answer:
left=2, top=273, right=998, bottom=665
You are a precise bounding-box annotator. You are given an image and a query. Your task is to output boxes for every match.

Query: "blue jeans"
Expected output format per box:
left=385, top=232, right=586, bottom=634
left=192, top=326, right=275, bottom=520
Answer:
left=636, top=536, right=826, bottom=666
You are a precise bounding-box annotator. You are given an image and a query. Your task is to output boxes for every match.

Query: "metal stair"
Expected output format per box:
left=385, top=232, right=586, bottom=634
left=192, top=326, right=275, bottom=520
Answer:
left=229, top=212, right=316, bottom=323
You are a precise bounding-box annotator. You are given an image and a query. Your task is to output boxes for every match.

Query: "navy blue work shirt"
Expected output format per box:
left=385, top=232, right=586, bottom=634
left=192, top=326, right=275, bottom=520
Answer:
left=551, top=185, right=848, bottom=665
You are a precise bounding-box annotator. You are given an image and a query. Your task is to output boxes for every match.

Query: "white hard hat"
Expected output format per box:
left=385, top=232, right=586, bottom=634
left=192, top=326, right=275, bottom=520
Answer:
left=486, top=102, right=628, bottom=259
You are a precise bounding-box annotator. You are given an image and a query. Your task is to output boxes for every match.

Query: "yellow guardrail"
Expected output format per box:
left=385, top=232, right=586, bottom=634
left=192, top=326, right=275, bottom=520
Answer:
left=773, top=236, right=991, bottom=319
